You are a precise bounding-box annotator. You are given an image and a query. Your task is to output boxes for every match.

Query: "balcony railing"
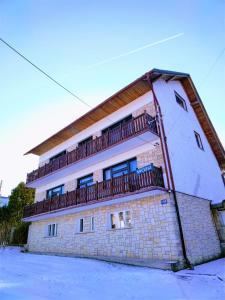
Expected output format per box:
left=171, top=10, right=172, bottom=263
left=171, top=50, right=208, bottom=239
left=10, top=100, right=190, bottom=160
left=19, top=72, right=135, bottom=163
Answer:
left=26, top=112, right=158, bottom=184
left=23, top=166, right=164, bottom=218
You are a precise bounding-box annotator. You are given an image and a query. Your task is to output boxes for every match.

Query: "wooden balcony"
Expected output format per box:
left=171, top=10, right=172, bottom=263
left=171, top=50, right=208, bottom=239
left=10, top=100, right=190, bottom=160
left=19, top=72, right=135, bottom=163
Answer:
left=26, top=113, right=158, bottom=184
left=23, top=166, right=164, bottom=218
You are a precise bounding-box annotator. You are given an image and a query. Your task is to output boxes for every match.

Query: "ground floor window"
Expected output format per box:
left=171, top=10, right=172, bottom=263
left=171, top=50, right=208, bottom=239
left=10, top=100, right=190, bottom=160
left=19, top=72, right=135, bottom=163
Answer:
left=110, top=211, right=131, bottom=229
left=46, top=223, right=58, bottom=237
left=76, top=216, right=95, bottom=233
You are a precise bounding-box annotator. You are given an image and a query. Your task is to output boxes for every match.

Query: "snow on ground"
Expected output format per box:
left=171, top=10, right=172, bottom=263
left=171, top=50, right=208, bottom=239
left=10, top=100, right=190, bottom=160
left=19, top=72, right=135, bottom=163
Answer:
left=0, top=247, right=224, bottom=300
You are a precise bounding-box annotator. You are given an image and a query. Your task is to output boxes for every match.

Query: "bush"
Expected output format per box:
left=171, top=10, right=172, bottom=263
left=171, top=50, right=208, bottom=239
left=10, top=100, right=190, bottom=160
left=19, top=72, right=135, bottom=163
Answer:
left=11, top=222, right=30, bottom=245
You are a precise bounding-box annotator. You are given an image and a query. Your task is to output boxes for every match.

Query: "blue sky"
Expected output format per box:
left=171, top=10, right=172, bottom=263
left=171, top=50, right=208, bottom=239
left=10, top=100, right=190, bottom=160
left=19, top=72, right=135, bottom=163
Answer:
left=0, top=0, right=224, bottom=195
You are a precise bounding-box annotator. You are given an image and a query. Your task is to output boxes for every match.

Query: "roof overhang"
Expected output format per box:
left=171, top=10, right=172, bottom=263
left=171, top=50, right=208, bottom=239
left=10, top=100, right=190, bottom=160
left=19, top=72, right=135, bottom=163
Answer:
left=25, top=68, right=225, bottom=169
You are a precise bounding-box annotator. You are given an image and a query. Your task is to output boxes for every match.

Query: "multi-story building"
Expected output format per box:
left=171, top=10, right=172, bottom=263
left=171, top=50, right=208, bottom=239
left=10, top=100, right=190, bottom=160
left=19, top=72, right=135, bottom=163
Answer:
left=23, top=69, right=225, bottom=270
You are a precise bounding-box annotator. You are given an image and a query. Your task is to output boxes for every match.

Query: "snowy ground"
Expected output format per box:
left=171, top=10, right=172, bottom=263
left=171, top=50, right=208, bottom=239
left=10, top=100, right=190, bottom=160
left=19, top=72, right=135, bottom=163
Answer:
left=0, top=247, right=224, bottom=300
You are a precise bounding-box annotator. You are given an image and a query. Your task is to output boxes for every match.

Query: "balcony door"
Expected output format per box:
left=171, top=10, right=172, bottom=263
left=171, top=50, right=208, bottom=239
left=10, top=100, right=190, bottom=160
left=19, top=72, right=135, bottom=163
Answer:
left=103, top=158, right=137, bottom=194
left=103, top=158, right=137, bottom=180
left=102, top=115, right=132, bottom=145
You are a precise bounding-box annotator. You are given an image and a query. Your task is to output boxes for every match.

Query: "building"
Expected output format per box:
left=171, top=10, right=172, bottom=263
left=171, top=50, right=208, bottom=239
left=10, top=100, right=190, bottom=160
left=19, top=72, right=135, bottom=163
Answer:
left=23, top=69, right=225, bottom=270
left=0, top=196, right=9, bottom=207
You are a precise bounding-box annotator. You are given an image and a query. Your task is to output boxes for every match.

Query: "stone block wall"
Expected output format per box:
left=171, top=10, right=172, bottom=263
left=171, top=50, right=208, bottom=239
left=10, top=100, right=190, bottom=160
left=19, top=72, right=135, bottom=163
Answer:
left=28, top=192, right=184, bottom=263
left=137, top=144, right=164, bottom=170
left=175, top=192, right=221, bottom=264
left=35, top=190, right=46, bottom=203
left=65, top=180, right=77, bottom=192
left=132, top=102, right=156, bottom=118
left=93, top=169, right=103, bottom=182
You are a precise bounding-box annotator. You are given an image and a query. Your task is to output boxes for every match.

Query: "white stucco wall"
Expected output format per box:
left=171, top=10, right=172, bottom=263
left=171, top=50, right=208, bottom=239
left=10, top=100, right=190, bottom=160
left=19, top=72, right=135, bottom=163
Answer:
left=154, top=79, right=225, bottom=203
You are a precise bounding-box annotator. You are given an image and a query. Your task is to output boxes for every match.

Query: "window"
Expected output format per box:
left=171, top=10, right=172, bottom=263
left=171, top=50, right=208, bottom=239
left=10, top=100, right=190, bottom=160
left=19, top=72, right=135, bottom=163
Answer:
left=46, top=185, right=64, bottom=199
left=102, top=115, right=132, bottom=134
left=110, top=211, right=131, bottom=229
left=194, top=131, right=204, bottom=150
left=222, top=172, right=225, bottom=186
left=77, top=174, right=93, bottom=188
left=79, top=218, right=84, bottom=232
left=46, top=223, right=58, bottom=237
left=104, top=158, right=137, bottom=180
left=218, top=211, right=225, bottom=226
left=49, top=150, right=66, bottom=163
left=78, top=136, right=93, bottom=147
left=76, top=217, right=94, bottom=233
left=175, top=91, right=187, bottom=111
left=91, top=217, right=94, bottom=231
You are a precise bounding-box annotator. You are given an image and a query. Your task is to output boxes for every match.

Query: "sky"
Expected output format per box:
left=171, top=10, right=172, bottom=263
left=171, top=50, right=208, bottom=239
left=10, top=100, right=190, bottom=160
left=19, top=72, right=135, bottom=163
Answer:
left=0, top=0, right=225, bottom=196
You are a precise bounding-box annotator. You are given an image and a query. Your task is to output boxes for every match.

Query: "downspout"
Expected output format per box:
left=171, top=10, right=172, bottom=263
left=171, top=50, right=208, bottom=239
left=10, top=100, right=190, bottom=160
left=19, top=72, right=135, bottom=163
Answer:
left=146, top=74, right=193, bottom=269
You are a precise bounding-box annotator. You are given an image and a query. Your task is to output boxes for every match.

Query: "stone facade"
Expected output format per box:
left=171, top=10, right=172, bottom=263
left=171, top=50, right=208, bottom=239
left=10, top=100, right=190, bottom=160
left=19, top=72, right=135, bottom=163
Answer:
left=137, top=144, right=164, bottom=170
left=65, top=180, right=77, bottom=192
left=35, top=190, right=46, bottom=202
left=93, top=169, right=103, bottom=182
left=29, top=190, right=222, bottom=267
left=175, top=192, right=221, bottom=264
left=28, top=192, right=184, bottom=264
left=132, top=102, right=156, bottom=118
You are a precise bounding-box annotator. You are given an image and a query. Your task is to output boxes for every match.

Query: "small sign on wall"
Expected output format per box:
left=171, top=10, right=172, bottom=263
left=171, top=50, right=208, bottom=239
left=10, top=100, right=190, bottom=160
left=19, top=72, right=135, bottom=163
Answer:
left=161, top=199, right=168, bottom=205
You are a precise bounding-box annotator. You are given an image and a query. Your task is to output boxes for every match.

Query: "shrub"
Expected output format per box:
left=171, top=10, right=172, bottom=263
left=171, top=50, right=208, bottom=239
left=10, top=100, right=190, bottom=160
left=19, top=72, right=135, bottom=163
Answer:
left=11, top=222, right=30, bottom=245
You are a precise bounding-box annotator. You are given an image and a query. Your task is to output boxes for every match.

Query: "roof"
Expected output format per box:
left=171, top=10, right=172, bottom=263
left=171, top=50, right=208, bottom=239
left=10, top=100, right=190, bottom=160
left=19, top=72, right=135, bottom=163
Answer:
left=25, top=68, right=225, bottom=168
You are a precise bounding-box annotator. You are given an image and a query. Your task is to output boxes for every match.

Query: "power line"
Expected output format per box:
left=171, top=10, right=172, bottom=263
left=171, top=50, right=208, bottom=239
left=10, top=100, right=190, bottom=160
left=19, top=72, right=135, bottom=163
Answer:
left=199, top=46, right=225, bottom=86
left=0, top=37, right=150, bottom=144
left=0, top=37, right=92, bottom=109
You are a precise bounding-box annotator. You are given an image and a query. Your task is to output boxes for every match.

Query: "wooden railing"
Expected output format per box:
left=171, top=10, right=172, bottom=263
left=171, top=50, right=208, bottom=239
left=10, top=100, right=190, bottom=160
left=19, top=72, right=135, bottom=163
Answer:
left=23, top=166, right=164, bottom=218
left=26, top=113, right=158, bottom=184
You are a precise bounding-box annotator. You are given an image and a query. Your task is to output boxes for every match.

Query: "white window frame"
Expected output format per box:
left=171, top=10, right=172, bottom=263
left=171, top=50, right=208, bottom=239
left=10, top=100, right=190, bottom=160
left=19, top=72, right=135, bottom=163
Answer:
left=108, top=210, right=132, bottom=230
left=46, top=223, right=58, bottom=237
